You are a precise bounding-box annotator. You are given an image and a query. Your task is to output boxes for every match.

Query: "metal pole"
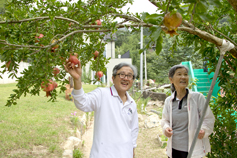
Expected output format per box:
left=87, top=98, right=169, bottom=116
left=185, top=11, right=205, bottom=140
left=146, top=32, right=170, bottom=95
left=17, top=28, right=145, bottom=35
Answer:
left=187, top=54, right=224, bottom=158
left=144, top=50, right=147, bottom=85
left=140, top=27, right=143, bottom=93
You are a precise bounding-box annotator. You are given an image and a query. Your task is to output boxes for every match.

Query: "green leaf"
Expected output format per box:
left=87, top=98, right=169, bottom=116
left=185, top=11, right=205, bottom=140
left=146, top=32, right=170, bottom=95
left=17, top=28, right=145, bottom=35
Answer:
left=150, top=26, right=162, bottom=41
left=183, top=0, right=197, bottom=3
left=198, top=13, right=215, bottom=22
left=207, top=0, right=222, bottom=8
left=196, top=1, right=208, bottom=13
left=143, top=13, right=163, bottom=25
left=155, top=36, right=163, bottom=55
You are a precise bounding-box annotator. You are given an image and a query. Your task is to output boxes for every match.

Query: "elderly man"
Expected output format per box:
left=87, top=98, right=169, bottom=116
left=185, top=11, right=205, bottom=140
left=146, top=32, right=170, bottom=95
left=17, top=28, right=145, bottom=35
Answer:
left=64, top=61, right=139, bottom=158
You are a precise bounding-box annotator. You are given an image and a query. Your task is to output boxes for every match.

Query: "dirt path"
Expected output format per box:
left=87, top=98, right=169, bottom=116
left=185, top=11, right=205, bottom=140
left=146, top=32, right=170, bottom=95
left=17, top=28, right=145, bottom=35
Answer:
left=81, top=121, right=94, bottom=158
left=136, top=118, right=167, bottom=158
left=81, top=105, right=167, bottom=158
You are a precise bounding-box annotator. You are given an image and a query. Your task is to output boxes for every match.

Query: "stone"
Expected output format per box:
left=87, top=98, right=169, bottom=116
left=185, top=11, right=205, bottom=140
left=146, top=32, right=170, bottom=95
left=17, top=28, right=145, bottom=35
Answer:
left=144, top=114, right=160, bottom=128
left=75, top=128, right=81, bottom=139
left=63, top=138, right=74, bottom=150
left=62, top=150, right=73, bottom=158
left=63, top=136, right=81, bottom=150
left=142, top=91, right=167, bottom=102
left=138, top=114, right=144, bottom=121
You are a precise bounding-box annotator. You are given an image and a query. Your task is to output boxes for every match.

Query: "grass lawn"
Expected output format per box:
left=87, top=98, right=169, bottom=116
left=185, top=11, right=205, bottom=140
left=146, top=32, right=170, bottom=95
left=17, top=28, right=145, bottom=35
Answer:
left=0, top=83, right=98, bottom=157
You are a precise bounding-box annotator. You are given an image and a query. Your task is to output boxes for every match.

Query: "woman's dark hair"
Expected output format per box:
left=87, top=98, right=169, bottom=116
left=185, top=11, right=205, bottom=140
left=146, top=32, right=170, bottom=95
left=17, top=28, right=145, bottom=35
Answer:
left=168, top=65, right=189, bottom=92
left=112, top=62, right=137, bottom=79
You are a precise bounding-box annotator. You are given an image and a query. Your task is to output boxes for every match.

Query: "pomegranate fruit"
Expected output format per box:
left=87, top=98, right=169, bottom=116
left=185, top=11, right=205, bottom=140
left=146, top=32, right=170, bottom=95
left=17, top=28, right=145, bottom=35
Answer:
left=41, top=80, right=54, bottom=92
left=46, top=91, right=51, bottom=97
left=96, top=71, right=103, bottom=79
left=69, top=22, right=74, bottom=27
left=35, top=33, right=44, bottom=39
left=35, top=33, right=44, bottom=43
left=69, top=54, right=80, bottom=65
left=53, top=67, right=60, bottom=76
left=6, top=61, right=11, bottom=71
left=163, top=12, right=182, bottom=30
left=93, top=50, right=99, bottom=60
left=53, top=81, right=58, bottom=89
left=96, top=19, right=102, bottom=25
left=51, top=39, right=59, bottom=52
left=74, top=53, right=78, bottom=58
left=163, top=29, right=179, bottom=37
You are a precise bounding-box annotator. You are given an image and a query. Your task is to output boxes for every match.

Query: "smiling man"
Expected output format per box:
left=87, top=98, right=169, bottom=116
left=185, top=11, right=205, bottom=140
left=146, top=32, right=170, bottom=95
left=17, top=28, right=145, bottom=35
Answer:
left=64, top=62, right=139, bottom=158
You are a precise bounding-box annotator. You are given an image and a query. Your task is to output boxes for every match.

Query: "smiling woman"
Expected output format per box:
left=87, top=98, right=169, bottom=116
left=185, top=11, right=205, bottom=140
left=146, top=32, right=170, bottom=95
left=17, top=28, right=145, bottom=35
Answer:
left=161, top=64, right=215, bottom=158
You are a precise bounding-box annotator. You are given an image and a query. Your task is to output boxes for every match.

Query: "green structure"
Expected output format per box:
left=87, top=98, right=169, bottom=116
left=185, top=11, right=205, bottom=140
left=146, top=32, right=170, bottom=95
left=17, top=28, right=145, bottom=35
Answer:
left=181, top=61, right=220, bottom=98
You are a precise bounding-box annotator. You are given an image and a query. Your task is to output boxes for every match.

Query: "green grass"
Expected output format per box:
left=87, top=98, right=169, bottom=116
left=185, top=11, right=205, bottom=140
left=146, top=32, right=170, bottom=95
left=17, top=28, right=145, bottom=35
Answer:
left=0, top=83, right=97, bottom=157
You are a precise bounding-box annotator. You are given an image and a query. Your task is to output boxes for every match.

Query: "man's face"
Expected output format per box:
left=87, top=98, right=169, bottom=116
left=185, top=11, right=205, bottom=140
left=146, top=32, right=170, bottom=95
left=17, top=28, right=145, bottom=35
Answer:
left=112, top=66, right=134, bottom=93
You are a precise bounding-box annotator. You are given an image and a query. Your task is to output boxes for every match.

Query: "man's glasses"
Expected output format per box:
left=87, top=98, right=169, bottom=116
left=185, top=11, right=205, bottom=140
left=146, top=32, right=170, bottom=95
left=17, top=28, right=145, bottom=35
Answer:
left=116, top=73, right=134, bottom=80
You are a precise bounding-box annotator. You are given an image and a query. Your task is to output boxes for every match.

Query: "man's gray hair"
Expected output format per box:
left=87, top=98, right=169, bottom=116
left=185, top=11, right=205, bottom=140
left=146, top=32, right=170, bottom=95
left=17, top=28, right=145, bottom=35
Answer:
left=168, top=65, right=189, bottom=92
left=112, top=62, right=137, bottom=79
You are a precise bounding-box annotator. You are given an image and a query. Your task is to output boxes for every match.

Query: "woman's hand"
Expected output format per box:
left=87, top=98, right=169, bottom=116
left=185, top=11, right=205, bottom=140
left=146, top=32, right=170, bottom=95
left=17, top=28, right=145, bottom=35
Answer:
left=165, top=127, right=173, bottom=138
left=198, top=129, right=205, bottom=139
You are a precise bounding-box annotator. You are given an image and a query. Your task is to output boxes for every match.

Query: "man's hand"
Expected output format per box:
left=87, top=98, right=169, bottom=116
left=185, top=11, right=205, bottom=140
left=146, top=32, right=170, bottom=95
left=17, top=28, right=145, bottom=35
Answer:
left=64, top=59, right=82, bottom=80
left=198, top=129, right=205, bottom=139
left=165, top=127, right=173, bottom=138
left=64, top=59, right=82, bottom=90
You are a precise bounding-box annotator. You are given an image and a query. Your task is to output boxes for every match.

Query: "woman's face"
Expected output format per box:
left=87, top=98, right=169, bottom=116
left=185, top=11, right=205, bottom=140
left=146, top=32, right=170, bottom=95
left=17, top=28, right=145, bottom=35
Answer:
left=169, top=68, right=189, bottom=90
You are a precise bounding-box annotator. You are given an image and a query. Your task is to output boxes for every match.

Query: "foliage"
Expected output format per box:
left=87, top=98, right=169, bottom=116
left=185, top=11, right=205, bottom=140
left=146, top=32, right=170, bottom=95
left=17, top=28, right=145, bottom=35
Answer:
left=82, top=65, right=92, bottom=84
left=0, top=0, right=132, bottom=106
left=129, top=86, right=151, bottom=114
left=73, top=149, right=84, bottom=158
left=208, top=96, right=237, bottom=158
left=70, top=111, right=81, bottom=129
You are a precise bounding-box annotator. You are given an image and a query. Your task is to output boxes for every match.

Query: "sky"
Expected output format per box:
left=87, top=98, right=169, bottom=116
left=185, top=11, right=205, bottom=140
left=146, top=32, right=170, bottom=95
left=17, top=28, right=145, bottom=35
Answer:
left=121, top=0, right=158, bottom=14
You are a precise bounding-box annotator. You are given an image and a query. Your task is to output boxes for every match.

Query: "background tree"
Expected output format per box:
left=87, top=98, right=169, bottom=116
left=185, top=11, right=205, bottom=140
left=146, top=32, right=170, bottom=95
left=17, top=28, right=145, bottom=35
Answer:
left=115, top=28, right=202, bottom=83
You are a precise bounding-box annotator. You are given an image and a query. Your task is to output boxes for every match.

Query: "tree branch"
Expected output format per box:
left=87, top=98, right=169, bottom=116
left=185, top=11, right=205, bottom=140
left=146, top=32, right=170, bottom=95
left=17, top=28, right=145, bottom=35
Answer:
left=189, top=3, right=196, bottom=23
left=210, top=24, right=237, bottom=46
left=110, top=13, right=142, bottom=23
left=182, top=20, right=195, bottom=29
left=0, top=16, right=81, bottom=25
left=177, top=26, right=223, bottom=46
left=227, top=0, right=237, bottom=13
left=148, top=0, right=159, bottom=7
left=165, top=0, right=172, bottom=14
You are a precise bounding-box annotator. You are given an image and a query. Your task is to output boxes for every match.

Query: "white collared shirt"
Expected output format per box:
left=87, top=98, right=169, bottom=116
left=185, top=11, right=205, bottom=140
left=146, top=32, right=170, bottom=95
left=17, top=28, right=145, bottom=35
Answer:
left=72, top=85, right=139, bottom=158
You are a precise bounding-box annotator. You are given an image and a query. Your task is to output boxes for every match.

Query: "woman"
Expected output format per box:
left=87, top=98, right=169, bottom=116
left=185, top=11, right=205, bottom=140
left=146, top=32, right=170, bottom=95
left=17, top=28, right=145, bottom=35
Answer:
left=161, top=65, right=215, bottom=158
